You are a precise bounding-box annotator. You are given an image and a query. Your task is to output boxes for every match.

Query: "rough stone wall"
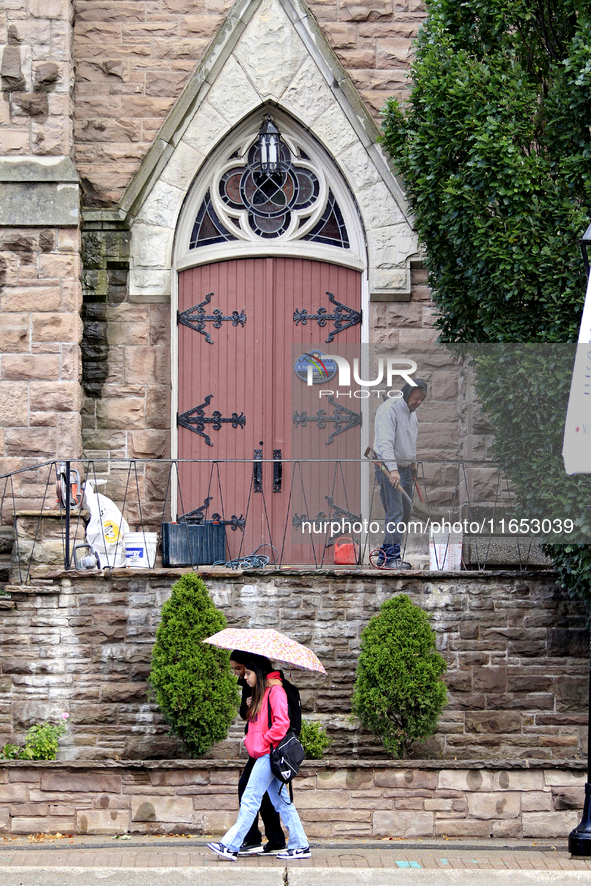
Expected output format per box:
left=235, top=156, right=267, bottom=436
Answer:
left=0, top=226, right=83, bottom=487
left=73, top=0, right=427, bottom=207
left=0, top=570, right=586, bottom=762
left=80, top=228, right=171, bottom=470
left=0, top=0, right=74, bottom=157
left=0, top=0, right=83, bottom=492
left=0, top=760, right=585, bottom=838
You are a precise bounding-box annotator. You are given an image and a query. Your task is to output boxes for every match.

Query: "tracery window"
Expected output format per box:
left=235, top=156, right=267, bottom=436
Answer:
left=190, top=126, right=350, bottom=250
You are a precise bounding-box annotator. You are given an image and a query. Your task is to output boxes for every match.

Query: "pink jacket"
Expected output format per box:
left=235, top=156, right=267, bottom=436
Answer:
left=244, top=678, right=290, bottom=759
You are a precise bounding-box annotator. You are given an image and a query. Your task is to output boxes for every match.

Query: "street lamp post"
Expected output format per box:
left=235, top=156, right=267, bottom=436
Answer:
left=568, top=221, right=591, bottom=856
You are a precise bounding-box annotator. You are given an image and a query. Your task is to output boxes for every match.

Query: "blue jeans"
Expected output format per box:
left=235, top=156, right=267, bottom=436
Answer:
left=221, top=754, right=309, bottom=852
left=377, top=465, right=413, bottom=555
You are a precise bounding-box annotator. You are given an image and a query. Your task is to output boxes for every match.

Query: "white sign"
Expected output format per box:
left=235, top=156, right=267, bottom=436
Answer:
left=562, top=271, right=591, bottom=474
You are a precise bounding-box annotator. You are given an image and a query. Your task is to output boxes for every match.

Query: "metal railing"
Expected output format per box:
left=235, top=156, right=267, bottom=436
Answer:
left=0, top=457, right=552, bottom=583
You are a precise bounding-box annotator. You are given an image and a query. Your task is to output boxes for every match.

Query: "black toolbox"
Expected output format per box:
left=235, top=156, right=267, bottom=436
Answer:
left=161, top=522, right=226, bottom=567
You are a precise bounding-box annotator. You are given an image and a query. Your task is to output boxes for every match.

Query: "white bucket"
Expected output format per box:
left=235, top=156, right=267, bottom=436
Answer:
left=429, top=531, right=463, bottom=571
left=125, top=532, right=158, bottom=569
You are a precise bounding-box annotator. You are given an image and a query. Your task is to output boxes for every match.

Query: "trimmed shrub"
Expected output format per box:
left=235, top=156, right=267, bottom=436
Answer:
left=300, top=720, right=332, bottom=759
left=352, top=595, right=447, bottom=757
left=149, top=573, right=238, bottom=757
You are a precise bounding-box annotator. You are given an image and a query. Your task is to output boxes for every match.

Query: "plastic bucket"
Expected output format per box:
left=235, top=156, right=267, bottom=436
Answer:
left=429, top=531, right=463, bottom=571
left=125, top=532, right=158, bottom=568
left=334, top=536, right=359, bottom=565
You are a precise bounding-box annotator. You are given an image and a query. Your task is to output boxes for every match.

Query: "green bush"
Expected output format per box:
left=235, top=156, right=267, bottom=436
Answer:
left=352, top=596, right=447, bottom=757
left=300, top=720, right=332, bottom=759
left=381, top=0, right=591, bottom=598
left=0, top=714, right=70, bottom=761
left=149, top=573, right=238, bottom=757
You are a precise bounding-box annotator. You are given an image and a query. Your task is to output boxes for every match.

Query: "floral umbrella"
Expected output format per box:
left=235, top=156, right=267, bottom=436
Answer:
left=203, top=628, right=327, bottom=675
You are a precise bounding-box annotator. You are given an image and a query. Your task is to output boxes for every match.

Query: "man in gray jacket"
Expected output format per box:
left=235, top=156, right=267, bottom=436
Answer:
left=373, top=378, right=428, bottom=568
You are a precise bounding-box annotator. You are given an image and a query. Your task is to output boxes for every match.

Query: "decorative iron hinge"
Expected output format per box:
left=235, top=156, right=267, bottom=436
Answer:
left=179, top=497, right=245, bottom=531
left=292, top=396, right=361, bottom=444
left=293, top=291, right=361, bottom=343
left=293, top=498, right=361, bottom=534
left=178, top=291, right=247, bottom=344
left=177, top=394, right=246, bottom=446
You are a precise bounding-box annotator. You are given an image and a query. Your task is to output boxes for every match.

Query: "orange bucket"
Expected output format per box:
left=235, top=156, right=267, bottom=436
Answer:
left=334, top=536, right=359, bottom=565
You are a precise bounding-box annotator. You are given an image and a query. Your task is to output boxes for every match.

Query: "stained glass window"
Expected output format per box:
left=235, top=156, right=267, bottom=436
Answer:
left=304, top=191, right=349, bottom=249
left=189, top=190, right=237, bottom=248
left=190, top=137, right=349, bottom=249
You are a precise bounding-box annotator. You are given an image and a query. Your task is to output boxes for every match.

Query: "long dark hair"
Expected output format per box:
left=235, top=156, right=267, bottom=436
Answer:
left=243, top=655, right=273, bottom=720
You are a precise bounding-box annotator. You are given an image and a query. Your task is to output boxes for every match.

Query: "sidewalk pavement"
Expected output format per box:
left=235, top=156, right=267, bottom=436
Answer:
left=0, top=835, right=589, bottom=884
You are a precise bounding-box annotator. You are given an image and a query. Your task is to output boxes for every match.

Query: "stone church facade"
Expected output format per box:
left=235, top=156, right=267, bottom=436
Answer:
left=0, top=0, right=441, bottom=492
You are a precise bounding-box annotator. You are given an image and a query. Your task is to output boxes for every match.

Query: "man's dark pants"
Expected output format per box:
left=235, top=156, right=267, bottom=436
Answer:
left=238, top=756, right=285, bottom=848
left=377, top=465, right=413, bottom=557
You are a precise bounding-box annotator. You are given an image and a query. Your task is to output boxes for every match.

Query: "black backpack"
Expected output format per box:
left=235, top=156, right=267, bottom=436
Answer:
left=279, top=672, right=302, bottom=737
left=267, top=688, right=305, bottom=801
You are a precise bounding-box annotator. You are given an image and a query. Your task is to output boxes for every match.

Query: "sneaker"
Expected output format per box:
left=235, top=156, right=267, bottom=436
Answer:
left=263, top=843, right=287, bottom=854
left=207, top=842, right=238, bottom=861
left=238, top=842, right=264, bottom=856
left=392, top=556, right=412, bottom=569
left=376, top=544, right=394, bottom=567
left=276, top=847, right=311, bottom=860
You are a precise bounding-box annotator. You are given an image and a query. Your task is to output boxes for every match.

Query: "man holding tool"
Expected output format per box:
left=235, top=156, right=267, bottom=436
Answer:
left=372, top=379, right=428, bottom=568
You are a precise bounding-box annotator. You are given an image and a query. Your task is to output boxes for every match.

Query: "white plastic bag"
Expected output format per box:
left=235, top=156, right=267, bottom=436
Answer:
left=84, top=480, right=129, bottom=568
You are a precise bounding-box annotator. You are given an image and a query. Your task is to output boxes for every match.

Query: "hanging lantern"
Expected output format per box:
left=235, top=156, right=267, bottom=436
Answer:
left=258, top=115, right=282, bottom=174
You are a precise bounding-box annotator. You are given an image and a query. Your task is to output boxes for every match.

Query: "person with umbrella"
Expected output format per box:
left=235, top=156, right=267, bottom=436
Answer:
left=207, top=654, right=311, bottom=861
left=229, top=649, right=286, bottom=855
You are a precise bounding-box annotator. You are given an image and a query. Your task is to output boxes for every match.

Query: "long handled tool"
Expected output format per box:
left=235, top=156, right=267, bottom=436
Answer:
left=364, top=447, right=413, bottom=506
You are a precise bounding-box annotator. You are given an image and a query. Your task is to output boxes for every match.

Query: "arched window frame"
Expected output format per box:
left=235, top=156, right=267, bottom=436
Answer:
left=174, top=109, right=366, bottom=272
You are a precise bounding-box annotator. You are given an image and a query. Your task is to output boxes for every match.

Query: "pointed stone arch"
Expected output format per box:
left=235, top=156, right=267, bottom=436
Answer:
left=83, top=0, right=419, bottom=303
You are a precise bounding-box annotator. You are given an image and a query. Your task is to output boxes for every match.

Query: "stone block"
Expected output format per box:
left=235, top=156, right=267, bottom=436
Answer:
left=465, top=712, right=522, bottom=734
left=145, top=385, right=170, bottom=429
left=372, top=810, right=433, bottom=837
left=0, top=313, right=29, bottom=353
left=149, top=771, right=209, bottom=787
left=124, top=345, right=169, bottom=385
left=0, top=381, right=28, bottom=426
left=128, top=430, right=169, bottom=459
left=32, top=313, right=81, bottom=343
left=296, top=789, right=350, bottom=809
left=10, top=803, right=49, bottom=817
left=374, top=769, right=437, bottom=790
left=522, top=791, right=552, bottom=812
left=78, top=808, right=130, bottom=834
left=316, top=769, right=373, bottom=791
left=11, top=815, right=75, bottom=834
left=131, top=795, right=193, bottom=823
left=437, top=770, right=494, bottom=792
left=1, top=354, right=60, bottom=381
left=434, top=818, right=494, bottom=837
left=544, top=771, right=587, bottom=787
left=0, top=784, right=28, bottom=802
left=5, top=427, right=57, bottom=456
left=200, top=810, right=236, bottom=834
left=2, top=285, right=61, bottom=313
left=29, top=381, right=82, bottom=412
left=40, top=772, right=121, bottom=793
left=29, top=0, right=69, bottom=18
left=96, top=397, right=145, bottom=429
left=101, top=683, right=148, bottom=703
left=522, top=810, right=579, bottom=838
left=552, top=787, right=585, bottom=810
left=467, top=791, right=520, bottom=820
left=492, top=770, right=544, bottom=792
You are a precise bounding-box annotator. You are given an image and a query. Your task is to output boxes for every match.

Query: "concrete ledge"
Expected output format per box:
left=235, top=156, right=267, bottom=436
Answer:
left=0, top=157, right=79, bottom=227
left=0, top=760, right=585, bottom=839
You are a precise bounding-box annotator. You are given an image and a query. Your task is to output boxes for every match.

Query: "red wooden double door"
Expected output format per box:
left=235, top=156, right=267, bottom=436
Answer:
left=177, top=258, right=361, bottom=565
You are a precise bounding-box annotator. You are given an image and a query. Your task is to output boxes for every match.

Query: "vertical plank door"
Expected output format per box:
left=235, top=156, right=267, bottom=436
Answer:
left=177, top=258, right=361, bottom=565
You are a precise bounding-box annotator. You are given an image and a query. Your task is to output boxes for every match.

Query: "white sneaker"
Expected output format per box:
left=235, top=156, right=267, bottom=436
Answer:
left=207, top=842, right=238, bottom=861
left=276, top=846, right=311, bottom=859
